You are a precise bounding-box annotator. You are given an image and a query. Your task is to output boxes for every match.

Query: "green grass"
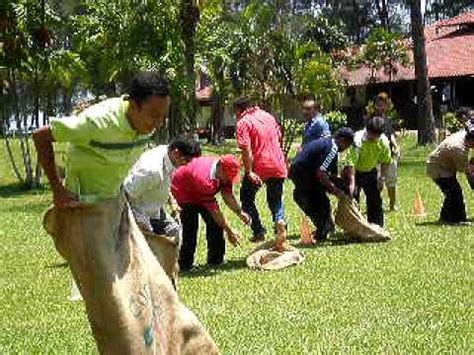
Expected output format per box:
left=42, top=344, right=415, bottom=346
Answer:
left=0, top=134, right=473, bottom=353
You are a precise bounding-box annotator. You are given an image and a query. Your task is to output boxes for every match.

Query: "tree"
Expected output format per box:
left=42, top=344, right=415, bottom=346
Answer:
left=409, top=0, right=436, bottom=145
left=358, top=27, right=410, bottom=94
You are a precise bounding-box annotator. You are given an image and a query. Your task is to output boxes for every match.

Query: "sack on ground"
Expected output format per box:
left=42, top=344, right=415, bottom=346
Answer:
left=335, top=198, right=391, bottom=242
left=43, top=195, right=219, bottom=354
left=246, top=240, right=304, bottom=270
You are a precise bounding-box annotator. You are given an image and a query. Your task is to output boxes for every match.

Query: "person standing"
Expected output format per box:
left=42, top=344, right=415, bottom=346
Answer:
left=290, top=128, right=355, bottom=242
left=171, top=155, right=251, bottom=271
left=344, top=117, right=392, bottom=227
left=373, top=92, right=400, bottom=211
left=234, top=98, right=288, bottom=245
left=426, top=124, right=474, bottom=224
left=33, top=71, right=171, bottom=207
left=301, top=99, right=331, bottom=145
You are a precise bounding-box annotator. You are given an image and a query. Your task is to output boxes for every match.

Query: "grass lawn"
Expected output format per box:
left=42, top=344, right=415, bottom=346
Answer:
left=0, top=134, right=472, bottom=353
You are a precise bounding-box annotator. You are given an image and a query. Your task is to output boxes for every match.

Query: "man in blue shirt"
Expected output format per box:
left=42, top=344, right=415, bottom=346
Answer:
left=301, top=99, right=331, bottom=145
left=289, top=128, right=355, bottom=242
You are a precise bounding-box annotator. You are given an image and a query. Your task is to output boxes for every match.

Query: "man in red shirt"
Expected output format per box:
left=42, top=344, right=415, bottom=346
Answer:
left=171, top=154, right=250, bottom=271
left=234, top=98, right=288, bottom=246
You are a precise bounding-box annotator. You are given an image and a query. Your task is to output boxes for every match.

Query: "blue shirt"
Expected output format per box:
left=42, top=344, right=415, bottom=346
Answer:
left=302, top=114, right=331, bottom=145
left=290, top=138, right=338, bottom=183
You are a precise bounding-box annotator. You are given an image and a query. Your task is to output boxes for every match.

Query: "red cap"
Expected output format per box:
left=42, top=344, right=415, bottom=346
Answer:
left=219, top=154, right=241, bottom=184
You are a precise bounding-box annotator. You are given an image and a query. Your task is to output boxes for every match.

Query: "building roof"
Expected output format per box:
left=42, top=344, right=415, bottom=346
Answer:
left=342, top=10, right=474, bottom=86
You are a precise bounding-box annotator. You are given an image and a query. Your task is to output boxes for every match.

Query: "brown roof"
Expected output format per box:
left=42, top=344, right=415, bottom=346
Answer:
left=342, top=10, right=474, bottom=86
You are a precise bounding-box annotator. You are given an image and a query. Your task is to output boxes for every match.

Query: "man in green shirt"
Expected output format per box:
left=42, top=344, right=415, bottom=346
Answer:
left=33, top=71, right=170, bottom=207
left=344, top=117, right=391, bottom=226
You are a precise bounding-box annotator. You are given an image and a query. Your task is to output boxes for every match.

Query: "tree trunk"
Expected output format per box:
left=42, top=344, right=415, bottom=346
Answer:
left=410, top=0, right=436, bottom=145
left=210, top=91, right=223, bottom=145
left=3, top=134, right=24, bottom=183
left=180, top=0, right=200, bottom=129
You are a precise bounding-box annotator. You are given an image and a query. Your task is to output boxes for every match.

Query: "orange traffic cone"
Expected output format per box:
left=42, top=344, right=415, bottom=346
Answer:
left=412, top=189, right=426, bottom=217
left=300, top=214, right=314, bottom=245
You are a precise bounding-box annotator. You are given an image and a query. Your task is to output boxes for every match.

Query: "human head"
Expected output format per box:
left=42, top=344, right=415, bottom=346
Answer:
left=301, top=99, right=321, bottom=121
left=127, top=71, right=171, bottom=134
left=375, top=92, right=389, bottom=117
left=234, top=97, right=252, bottom=120
left=334, top=127, right=355, bottom=152
left=216, top=154, right=241, bottom=184
left=365, top=116, right=385, bottom=140
left=168, top=138, right=202, bottom=167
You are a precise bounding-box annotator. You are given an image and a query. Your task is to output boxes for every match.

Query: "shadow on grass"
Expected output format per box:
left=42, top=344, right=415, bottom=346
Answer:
left=180, top=258, right=247, bottom=278
left=0, top=183, right=49, bottom=198
left=46, top=262, right=69, bottom=269
left=416, top=219, right=473, bottom=227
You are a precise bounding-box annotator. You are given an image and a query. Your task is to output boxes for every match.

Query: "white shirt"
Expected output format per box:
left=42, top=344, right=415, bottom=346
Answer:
left=124, top=145, right=175, bottom=225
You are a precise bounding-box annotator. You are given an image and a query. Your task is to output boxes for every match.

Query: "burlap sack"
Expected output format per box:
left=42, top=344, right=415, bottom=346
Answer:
left=43, top=195, right=219, bottom=355
left=246, top=240, right=304, bottom=270
left=334, top=198, right=391, bottom=242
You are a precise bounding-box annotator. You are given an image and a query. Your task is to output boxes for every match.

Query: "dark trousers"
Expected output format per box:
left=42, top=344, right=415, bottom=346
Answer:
left=355, top=169, right=384, bottom=227
left=434, top=177, right=467, bottom=223
left=179, top=204, right=225, bottom=270
left=240, top=177, right=286, bottom=237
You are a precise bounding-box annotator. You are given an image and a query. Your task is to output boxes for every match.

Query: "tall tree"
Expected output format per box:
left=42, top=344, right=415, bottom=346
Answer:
left=409, top=0, right=436, bottom=145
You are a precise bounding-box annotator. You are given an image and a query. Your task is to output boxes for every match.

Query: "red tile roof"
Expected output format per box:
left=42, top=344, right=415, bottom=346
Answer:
left=342, top=10, right=474, bottom=86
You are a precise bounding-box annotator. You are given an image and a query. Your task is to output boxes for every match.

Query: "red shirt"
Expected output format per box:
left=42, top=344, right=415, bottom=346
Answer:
left=236, top=107, right=287, bottom=181
left=171, top=157, right=232, bottom=212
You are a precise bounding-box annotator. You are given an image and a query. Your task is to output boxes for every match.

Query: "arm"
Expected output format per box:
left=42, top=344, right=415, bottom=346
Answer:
left=390, top=134, right=400, bottom=158
left=221, top=190, right=251, bottom=225
left=316, top=170, right=348, bottom=199
left=241, top=147, right=261, bottom=185
left=33, top=126, right=79, bottom=208
left=209, top=209, right=240, bottom=246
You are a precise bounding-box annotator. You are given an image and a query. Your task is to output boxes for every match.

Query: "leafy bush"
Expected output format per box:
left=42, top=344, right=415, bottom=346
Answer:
left=325, top=110, right=347, bottom=132
left=443, top=112, right=463, bottom=133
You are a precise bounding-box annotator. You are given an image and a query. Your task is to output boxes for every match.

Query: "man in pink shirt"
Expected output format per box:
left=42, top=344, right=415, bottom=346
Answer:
left=171, top=154, right=250, bottom=271
left=234, top=98, right=288, bottom=246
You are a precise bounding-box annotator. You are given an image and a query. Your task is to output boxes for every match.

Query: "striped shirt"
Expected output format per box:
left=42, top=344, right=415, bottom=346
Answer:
left=290, top=137, right=339, bottom=182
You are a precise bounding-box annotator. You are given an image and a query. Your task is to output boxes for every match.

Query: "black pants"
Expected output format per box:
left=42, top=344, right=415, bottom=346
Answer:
left=355, top=169, right=384, bottom=227
left=434, top=177, right=467, bottom=223
left=179, top=204, right=225, bottom=270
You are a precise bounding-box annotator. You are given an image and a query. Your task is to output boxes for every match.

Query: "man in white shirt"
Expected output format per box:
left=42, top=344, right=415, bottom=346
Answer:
left=124, top=138, right=201, bottom=284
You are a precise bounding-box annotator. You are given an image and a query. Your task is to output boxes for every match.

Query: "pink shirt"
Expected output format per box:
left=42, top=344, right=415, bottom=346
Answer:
left=171, top=157, right=232, bottom=213
left=236, top=107, right=287, bottom=180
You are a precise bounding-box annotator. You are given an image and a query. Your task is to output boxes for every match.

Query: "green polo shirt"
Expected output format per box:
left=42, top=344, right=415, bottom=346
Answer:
left=50, top=96, right=149, bottom=203
left=345, top=130, right=392, bottom=172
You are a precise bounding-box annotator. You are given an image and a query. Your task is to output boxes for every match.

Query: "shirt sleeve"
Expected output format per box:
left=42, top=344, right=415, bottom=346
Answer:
left=344, top=146, right=358, bottom=167
left=319, top=144, right=338, bottom=172
left=236, top=120, right=251, bottom=149
left=50, top=113, right=99, bottom=144
left=379, top=140, right=392, bottom=165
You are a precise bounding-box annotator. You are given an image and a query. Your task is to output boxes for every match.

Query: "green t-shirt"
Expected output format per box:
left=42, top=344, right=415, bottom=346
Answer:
left=50, top=96, right=149, bottom=202
left=345, top=130, right=392, bottom=172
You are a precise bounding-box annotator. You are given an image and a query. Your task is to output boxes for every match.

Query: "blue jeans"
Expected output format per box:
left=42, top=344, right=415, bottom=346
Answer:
left=240, top=177, right=286, bottom=237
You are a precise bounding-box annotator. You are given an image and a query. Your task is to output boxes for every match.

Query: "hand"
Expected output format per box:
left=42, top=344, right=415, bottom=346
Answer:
left=53, top=187, right=82, bottom=209
left=226, top=229, right=241, bottom=247
left=246, top=172, right=262, bottom=186
left=238, top=211, right=251, bottom=226
left=377, top=177, right=385, bottom=191
left=170, top=203, right=181, bottom=218
left=334, top=189, right=351, bottom=201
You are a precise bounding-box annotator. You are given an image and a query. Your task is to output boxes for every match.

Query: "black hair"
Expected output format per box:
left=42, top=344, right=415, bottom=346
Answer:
left=365, top=116, right=385, bottom=135
left=169, top=138, right=201, bottom=158
left=234, top=97, right=251, bottom=112
left=128, top=71, right=170, bottom=103
left=335, top=127, right=355, bottom=143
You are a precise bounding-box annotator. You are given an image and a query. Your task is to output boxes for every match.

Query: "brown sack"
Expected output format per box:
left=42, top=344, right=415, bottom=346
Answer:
left=43, top=195, right=219, bottom=355
left=246, top=240, right=304, bottom=271
left=334, top=198, right=391, bottom=242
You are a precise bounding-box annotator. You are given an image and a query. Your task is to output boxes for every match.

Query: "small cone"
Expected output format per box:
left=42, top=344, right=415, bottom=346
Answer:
left=300, top=215, right=314, bottom=245
left=70, top=278, right=83, bottom=302
left=412, top=190, right=426, bottom=217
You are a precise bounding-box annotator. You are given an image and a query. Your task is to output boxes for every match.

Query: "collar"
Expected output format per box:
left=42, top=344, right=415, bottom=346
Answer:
left=210, top=159, right=218, bottom=180
left=238, top=106, right=258, bottom=120
left=307, top=113, right=322, bottom=126
left=164, top=149, right=175, bottom=174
